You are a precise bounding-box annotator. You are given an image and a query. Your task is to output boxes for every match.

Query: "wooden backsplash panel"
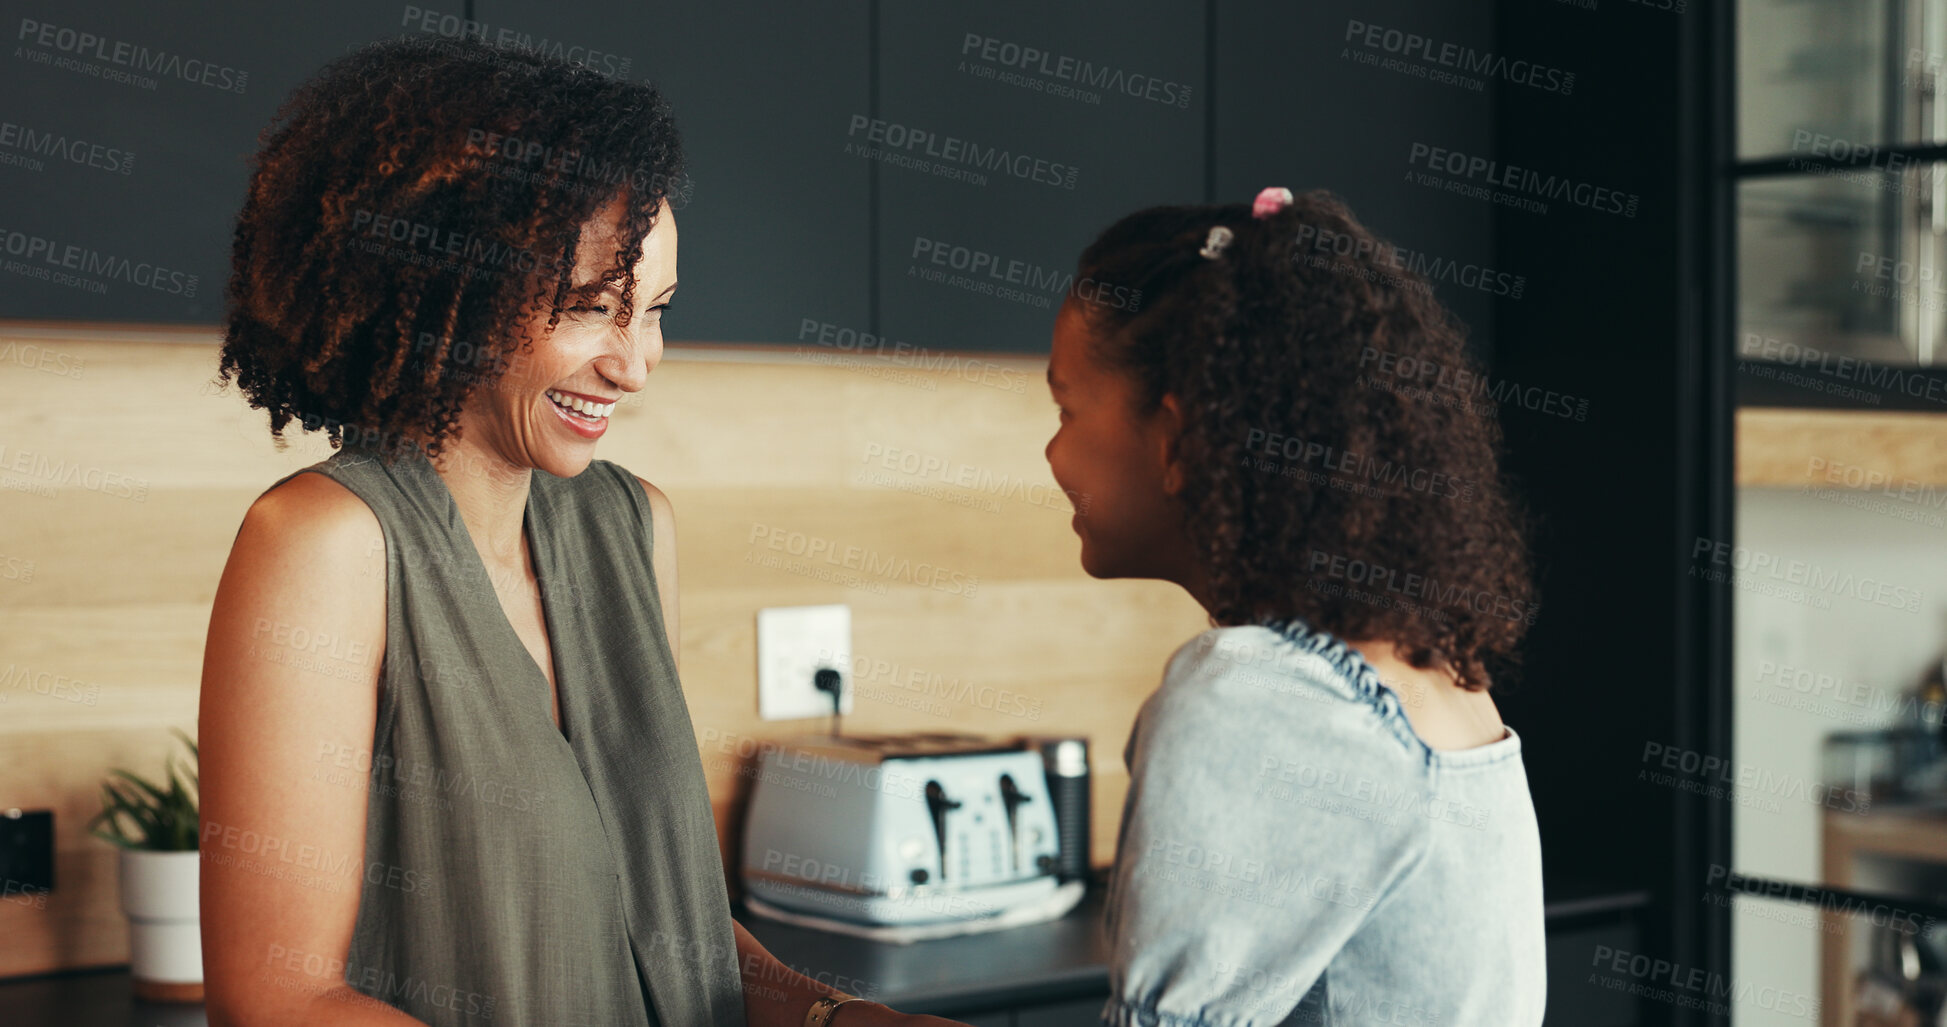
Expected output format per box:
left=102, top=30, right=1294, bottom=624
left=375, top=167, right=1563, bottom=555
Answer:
left=0, top=327, right=1208, bottom=978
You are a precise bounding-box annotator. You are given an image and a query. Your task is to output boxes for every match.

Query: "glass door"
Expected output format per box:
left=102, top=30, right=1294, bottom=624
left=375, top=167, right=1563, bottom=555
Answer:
left=1733, top=2, right=1947, bottom=1024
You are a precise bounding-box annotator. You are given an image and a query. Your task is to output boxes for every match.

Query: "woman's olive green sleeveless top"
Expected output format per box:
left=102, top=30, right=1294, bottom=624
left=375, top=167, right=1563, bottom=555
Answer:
left=260, top=440, right=746, bottom=1027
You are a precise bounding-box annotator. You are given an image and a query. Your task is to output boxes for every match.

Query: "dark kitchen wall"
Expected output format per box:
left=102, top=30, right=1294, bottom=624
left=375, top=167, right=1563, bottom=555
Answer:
left=0, top=0, right=1496, bottom=356
left=1488, top=2, right=1722, bottom=1024
left=1212, top=0, right=1499, bottom=362
left=0, top=1, right=417, bottom=323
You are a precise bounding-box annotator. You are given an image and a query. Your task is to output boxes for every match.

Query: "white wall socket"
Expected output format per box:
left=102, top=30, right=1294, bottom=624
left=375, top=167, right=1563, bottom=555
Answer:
left=756, top=604, right=853, bottom=721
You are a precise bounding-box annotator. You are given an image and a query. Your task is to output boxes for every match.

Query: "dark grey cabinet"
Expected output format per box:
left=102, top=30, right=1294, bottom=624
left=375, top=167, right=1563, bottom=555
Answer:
left=1, top=0, right=1503, bottom=356
left=0, top=0, right=880, bottom=340
left=484, top=0, right=874, bottom=348
left=873, top=0, right=1204, bottom=354
left=0, top=0, right=414, bottom=322
left=1541, top=915, right=1641, bottom=1027
left=1212, top=0, right=1499, bottom=356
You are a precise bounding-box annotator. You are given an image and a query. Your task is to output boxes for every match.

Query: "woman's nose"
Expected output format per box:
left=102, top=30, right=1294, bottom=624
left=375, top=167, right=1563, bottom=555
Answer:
left=604, top=325, right=660, bottom=393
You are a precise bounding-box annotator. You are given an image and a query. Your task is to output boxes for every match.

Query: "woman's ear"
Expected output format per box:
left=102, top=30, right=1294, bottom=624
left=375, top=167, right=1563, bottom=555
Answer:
left=1155, top=392, right=1187, bottom=496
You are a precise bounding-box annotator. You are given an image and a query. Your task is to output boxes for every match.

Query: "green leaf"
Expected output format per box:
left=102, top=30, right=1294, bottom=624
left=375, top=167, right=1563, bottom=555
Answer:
left=163, top=762, right=196, bottom=850
left=92, top=734, right=203, bottom=851
left=91, top=789, right=148, bottom=848
left=171, top=728, right=201, bottom=805
left=108, top=768, right=168, bottom=807
left=87, top=784, right=138, bottom=848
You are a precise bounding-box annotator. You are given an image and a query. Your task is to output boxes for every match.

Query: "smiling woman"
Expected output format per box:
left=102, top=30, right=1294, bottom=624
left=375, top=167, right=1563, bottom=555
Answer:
left=213, top=35, right=680, bottom=466
left=436, top=194, right=676, bottom=466
left=197, top=34, right=954, bottom=1027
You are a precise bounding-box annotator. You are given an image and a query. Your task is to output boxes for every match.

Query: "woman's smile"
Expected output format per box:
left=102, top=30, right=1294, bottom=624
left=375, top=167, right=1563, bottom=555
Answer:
left=544, top=387, right=615, bottom=439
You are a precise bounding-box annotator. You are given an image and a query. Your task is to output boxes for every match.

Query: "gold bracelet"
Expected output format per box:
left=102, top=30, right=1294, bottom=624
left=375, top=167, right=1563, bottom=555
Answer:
left=804, top=993, right=862, bottom=1027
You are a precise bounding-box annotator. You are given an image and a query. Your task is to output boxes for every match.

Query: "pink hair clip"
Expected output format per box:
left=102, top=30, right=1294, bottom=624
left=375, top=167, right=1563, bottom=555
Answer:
left=1252, top=186, right=1294, bottom=219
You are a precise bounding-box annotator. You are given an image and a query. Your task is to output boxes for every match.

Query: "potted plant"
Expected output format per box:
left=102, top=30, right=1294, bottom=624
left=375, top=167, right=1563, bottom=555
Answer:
left=88, top=727, right=202, bottom=1003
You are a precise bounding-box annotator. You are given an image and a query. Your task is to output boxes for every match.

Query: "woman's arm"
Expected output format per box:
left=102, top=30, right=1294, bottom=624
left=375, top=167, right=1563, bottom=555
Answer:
left=199, top=474, right=427, bottom=1026
left=732, top=922, right=966, bottom=1027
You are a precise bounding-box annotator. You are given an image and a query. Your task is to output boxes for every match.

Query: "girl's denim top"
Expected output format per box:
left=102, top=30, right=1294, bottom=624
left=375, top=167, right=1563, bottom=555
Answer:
left=1100, top=622, right=1545, bottom=1027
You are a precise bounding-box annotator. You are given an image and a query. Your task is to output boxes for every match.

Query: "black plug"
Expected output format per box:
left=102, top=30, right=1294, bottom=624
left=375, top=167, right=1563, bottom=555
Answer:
left=813, top=666, right=844, bottom=736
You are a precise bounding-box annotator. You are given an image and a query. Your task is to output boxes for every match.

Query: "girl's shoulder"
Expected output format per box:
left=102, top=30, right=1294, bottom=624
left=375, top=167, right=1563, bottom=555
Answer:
left=1160, top=622, right=1393, bottom=718
left=1138, top=623, right=1422, bottom=770
left=1150, top=622, right=1525, bottom=773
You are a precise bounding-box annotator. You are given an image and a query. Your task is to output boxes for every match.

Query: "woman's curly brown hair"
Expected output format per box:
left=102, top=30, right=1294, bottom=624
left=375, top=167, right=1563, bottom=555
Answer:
left=215, top=34, right=687, bottom=463
left=1072, top=190, right=1536, bottom=691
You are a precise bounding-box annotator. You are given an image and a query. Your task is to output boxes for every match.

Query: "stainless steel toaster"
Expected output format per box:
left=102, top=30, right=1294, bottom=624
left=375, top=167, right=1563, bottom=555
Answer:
left=740, top=733, right=1063, bottom=926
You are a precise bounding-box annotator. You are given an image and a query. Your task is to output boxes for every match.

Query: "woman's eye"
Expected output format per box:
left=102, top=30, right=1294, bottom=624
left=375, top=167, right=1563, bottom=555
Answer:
left=569, top=300, right=671, bottom=322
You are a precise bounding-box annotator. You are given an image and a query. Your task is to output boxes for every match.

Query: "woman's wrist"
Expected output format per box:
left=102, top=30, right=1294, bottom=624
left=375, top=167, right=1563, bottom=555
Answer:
left=828, top=999, right=888, bottom=1026
left=804, top=991, right=871, bottom=1027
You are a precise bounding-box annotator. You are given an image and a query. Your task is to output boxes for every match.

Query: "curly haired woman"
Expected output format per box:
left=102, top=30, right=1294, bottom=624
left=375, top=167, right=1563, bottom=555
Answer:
left=1045, top=189, right=1545, bottom=1026
left=198, top=35, right=952, bottom=1027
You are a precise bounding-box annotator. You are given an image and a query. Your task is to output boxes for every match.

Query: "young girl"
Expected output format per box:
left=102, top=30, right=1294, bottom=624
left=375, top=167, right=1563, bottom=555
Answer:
left=1045, top=189, right=1545, bottom=1026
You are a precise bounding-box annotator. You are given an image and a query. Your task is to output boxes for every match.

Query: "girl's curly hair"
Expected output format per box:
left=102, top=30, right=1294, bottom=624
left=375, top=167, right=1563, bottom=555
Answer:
left=1072, top=190, right=1536, bottom=691
left=215, top=34, right=687, bottom=463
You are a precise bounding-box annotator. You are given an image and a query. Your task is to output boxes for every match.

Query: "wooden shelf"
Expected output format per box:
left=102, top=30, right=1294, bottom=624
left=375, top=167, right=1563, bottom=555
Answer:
left=1820, top=807, right=1947, bottom=1027
left=1738, top=408, right=1947, bottom=488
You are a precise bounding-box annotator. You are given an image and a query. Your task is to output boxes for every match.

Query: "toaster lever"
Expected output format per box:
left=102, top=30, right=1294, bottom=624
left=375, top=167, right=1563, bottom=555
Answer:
left=998, top=773, right=1031, bottom=874
left=924, top=780, right=961, bottom=880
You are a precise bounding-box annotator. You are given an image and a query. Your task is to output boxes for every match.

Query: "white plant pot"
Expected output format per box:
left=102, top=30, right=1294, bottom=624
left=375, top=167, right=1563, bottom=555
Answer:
left=119, top=849, right=203, bottom=1002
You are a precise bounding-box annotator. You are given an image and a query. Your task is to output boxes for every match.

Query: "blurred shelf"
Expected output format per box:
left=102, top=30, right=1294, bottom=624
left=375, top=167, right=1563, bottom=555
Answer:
left=1821, top=807, right=1947, bottom=1027
left=1737, top=407, right=1947, bottom=487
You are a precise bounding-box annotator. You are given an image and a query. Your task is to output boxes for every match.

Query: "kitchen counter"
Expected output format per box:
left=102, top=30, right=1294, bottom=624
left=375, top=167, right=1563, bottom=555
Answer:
left=0, top=876, right=1649, bottom=1025
left=0, top=888, right=1112, bottom=1027
left=734, top=886, right=1113, bottom=1021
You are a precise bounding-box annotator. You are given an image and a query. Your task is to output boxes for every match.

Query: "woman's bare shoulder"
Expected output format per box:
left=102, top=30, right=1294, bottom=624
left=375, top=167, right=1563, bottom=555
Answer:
left=216, top=471, right=388, bottom=671
left=238, top=472, right=386, bottom=570
left=628, top=472, right=674, bottom=520
left=253, top=470, right=380, bottom=533
left=624, top=471, right=676, bottom=565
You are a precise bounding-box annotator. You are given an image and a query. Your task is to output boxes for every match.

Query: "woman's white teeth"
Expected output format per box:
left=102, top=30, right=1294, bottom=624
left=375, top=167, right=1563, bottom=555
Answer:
left=546, top=390, right=614, bottom=419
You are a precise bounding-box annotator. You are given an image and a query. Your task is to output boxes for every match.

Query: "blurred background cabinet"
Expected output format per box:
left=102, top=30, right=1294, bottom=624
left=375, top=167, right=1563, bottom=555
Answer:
left=0, top=0, right=1496, bottom=355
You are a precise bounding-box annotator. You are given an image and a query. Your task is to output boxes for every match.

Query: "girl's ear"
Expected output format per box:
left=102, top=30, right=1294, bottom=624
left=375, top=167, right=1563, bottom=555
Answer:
left=1156, top=392, right=1188, bottom=496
